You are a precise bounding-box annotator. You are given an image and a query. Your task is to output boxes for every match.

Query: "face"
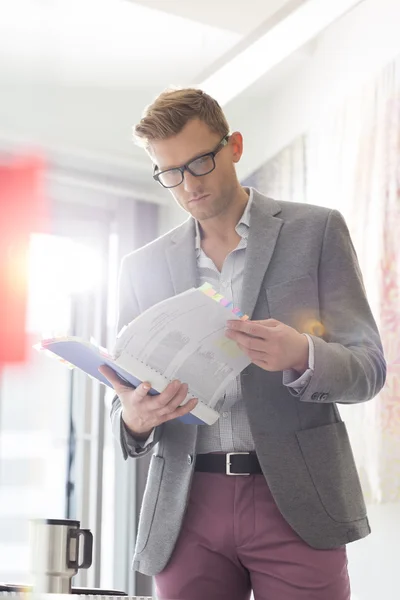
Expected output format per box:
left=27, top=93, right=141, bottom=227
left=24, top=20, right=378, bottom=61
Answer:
left=149, top=118, right=244, bottom=221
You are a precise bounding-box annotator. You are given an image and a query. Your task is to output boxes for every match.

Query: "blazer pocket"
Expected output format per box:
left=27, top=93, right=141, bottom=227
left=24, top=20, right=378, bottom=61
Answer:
left=135, top=454, right=165, bottom=554
left=265, top=274, right=320, bottom=331
left=296, top=421, right=366, bottom=523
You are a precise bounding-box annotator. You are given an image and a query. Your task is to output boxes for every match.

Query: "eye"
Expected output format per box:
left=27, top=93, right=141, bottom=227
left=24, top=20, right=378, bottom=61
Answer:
left=193, top=155, right=209, bottom=165
left=189, top=154, right=214, bottom=175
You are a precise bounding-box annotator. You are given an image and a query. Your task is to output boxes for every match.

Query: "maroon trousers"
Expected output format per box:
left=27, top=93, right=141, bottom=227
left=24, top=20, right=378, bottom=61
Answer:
left=155, top=472, right=350, bottom=600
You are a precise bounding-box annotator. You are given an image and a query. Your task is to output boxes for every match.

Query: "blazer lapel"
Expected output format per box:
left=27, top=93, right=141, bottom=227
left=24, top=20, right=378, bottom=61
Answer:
left=165, top=192, right=283, bottom=317
left=166, top=217, right=198, bottom=294
left=241, top=192, right=283, bottom=318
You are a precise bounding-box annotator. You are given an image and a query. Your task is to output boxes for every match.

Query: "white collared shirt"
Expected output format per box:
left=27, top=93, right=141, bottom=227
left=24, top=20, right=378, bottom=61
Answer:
left=195, top=187, right=314, bottom=453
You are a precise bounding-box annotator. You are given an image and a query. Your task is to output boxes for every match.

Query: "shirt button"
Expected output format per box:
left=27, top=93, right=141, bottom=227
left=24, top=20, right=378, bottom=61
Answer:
left=187, top=454, right=193, bottom=465
left=222, top=412, right=229, bottom=418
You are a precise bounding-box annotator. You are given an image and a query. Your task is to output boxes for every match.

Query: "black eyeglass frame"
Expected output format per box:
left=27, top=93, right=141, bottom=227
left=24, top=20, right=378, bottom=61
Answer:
left=153, top=134, right=230, bottom=188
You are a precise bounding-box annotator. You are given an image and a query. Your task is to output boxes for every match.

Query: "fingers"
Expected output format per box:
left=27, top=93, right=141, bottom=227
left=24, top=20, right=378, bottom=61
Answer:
left=98, top=364, right=118, bottom=383
left=99, top=365, right=198, bottom=427
left=237, top=346, right=268, bottom=363
left=226, top=330, right=266, bottom=351
left=134, top=381, right=152, bottom=399
left=99, top=365, right=152, bottom=398
left=146, top=380, right=187, bottom=413
left=99, top=365, right=135, bottom=389
left=226, top=320, right=270, bottom=340
left=141, top=379, right=198, bottom=423
left=250, top=319, right=280, bottom=327
left=157, top=382, right=189, bottom=417
left=162, top=397, right=198, bottom=423
left=227, top=319, right=280, bottom=338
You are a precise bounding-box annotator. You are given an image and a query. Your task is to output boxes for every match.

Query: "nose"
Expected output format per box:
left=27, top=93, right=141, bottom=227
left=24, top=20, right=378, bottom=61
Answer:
left=182, top=170, right=202, bottom=194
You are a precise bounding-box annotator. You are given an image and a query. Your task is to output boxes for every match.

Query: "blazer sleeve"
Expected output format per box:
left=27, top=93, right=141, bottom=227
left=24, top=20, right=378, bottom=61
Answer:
left=299, top=209, right=386, bottom=404
left=110, top=255, right=164, bottom=459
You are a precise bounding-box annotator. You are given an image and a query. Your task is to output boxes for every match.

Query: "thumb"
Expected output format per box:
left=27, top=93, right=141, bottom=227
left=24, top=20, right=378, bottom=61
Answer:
left=98, top=365, right=135, bottom=390
left=98, top=365, right=150, bottom=397
left=98, top=364, right=124, bottom=386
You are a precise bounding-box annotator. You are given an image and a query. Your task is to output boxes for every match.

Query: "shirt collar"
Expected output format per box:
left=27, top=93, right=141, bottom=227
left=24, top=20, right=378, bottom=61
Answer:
left=194, top=187, right=253, bottom=250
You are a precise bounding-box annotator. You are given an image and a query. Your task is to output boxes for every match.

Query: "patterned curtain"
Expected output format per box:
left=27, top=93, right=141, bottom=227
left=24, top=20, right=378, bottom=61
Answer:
left=244, top=55, right=400, bottom=503
left=375, top=71, right=400, bottom=502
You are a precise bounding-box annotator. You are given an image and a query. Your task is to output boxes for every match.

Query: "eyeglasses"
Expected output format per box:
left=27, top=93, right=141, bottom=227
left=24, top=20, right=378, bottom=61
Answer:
left=153, top=135, right=230, bottom=189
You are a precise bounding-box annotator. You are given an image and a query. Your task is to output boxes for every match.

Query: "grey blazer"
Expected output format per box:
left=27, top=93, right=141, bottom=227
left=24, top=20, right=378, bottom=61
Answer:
left=111, top=189, right=386, bottom=577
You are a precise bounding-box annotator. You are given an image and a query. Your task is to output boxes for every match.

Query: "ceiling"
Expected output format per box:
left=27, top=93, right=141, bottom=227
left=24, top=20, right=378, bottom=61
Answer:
left=0, top=0, right=301, bottom=160
left=0, top=0, right=352, bottom=197
left=0, top=0, right=235, bottom=87
left=129, top=0, right=292, bottom=35
left=0, top=0, right=292, bottom=87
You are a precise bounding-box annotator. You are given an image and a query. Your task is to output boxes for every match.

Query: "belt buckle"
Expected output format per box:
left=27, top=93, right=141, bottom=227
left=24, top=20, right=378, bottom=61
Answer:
left=226, top=452, right=250, bottom=476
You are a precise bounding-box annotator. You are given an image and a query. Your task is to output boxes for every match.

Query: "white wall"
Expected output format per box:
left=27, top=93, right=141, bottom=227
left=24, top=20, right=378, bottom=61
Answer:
left=0, top=83, right=154, bottom=177
left=227, top=0, right=400, bottom=181
left=347, top=504, right=400, bottom=600
left=154, top=0, right=400, bottom=232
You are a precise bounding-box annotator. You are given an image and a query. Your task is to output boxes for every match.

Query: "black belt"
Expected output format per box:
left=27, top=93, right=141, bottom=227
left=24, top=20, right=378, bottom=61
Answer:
left=195, top=452, right=262, bottom=476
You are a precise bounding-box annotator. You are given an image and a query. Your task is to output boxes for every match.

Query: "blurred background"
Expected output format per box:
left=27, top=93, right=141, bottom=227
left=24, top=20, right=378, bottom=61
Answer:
left=0, top=0, right=399, bottom=598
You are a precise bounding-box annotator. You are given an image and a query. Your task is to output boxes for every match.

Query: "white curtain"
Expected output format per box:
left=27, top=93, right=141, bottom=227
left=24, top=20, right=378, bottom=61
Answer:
left=246, top=55, right=400, bottom=504
left=306, top=57, right=400, bottom=503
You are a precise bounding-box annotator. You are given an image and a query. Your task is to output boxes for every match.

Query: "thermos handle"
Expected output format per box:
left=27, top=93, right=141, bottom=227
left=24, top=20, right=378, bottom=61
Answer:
left=67, top=528, right=93, bottom=569
left=77, top=529, right=93, bottom=569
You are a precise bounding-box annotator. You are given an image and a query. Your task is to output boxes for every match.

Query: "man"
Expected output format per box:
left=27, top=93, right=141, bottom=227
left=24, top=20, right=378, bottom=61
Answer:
left=101, top=88, right=386, bottom=600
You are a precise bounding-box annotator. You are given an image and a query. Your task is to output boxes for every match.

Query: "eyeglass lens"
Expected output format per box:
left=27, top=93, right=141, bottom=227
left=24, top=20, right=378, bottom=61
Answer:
left=158, top=154, right=215, bottom=188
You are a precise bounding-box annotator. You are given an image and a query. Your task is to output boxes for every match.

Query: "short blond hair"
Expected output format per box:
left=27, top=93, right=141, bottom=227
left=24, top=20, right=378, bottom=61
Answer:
left=133, top=87, right=230, bottom=149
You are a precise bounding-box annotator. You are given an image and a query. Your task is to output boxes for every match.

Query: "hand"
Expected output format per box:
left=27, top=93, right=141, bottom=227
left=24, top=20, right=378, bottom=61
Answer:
left=225, top=318, right=309, bottom=373
left=99, top=365, right=198, bottom=438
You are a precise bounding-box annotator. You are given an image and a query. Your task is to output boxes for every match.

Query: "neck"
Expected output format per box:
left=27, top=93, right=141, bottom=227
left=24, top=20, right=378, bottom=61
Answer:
left=199, top=186, right=250, bottom=245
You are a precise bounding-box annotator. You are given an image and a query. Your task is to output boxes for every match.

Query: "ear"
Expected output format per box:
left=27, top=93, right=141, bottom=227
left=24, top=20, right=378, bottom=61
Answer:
left=229, top=131, right=244, bottom=163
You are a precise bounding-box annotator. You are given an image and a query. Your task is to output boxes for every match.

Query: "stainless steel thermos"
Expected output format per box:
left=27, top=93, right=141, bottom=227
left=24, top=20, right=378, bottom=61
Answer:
left=30, top=518, right=93, bottom=593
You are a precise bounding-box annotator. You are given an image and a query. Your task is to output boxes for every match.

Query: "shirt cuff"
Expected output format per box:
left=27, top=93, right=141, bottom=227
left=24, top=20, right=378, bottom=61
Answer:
left=121, top=419, right=155, bottom=454
left=283, top=334, right=315, bottom=393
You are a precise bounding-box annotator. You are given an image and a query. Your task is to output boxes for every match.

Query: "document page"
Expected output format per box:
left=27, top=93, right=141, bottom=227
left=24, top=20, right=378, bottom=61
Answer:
left=114, top=287, right=251, bottom=409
